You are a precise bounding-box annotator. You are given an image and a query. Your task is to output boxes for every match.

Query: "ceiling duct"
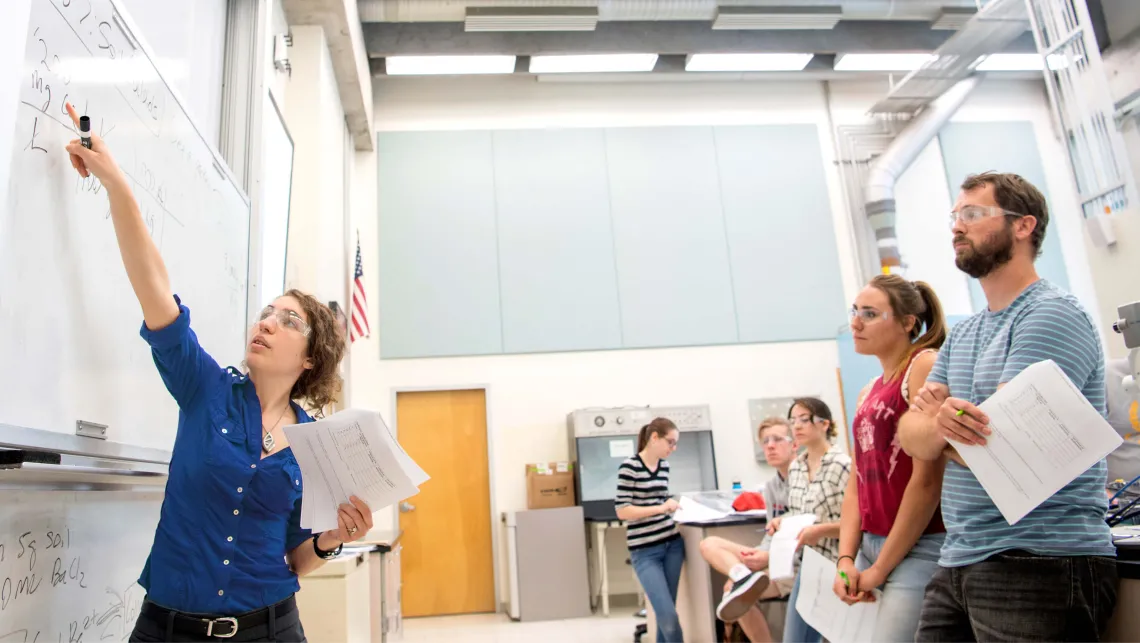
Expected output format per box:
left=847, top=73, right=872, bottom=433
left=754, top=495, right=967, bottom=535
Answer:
left=465, top=6, right=599, bottom=31
left=931, top=7, right=977, bottom=30
left=358, top=1, right=1000, bottom=24
left=870, top=0, right=1030, bottom=114
left=712, top=5, right=843, bottom=30
left=864, top=76, right=982, bottom=272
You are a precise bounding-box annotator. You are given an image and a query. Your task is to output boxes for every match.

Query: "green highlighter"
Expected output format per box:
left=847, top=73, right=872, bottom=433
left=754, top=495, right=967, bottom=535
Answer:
left=838, top=570, right=850, bottom=589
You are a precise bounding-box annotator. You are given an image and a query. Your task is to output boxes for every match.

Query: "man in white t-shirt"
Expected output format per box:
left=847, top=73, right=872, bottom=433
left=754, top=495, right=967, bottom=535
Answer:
left=698, top=418, right=796, bottom=642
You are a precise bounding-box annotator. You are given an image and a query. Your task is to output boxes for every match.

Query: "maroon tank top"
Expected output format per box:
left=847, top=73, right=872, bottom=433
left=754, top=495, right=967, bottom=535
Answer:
left=852, top=350, right=945, bottom=537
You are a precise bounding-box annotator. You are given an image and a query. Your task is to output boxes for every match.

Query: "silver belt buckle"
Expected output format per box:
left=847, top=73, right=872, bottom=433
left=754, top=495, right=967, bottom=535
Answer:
left=206, top=616, right=239, bottom=638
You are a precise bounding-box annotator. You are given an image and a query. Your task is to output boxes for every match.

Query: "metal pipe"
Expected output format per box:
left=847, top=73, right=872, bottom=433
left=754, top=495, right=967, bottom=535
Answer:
left=864, top=75, right=982, bottom=272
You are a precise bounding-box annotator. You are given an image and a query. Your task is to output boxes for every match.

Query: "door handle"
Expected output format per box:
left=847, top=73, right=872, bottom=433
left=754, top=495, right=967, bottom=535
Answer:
left=400, top=501, right=415, bottom=513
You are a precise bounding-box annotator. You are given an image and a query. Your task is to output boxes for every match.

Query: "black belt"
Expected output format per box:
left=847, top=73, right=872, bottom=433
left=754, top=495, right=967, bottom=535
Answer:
left=141, top=595, right=297, bottom=639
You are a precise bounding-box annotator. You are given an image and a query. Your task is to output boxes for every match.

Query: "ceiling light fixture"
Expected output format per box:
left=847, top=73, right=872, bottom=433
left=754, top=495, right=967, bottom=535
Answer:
left=834, top=53, right=937, bottom=71
left=384, top=55, right=517, bottom=76
left=975, top=53, right=1068, bottom=71
left=685, top=53, right=815, bottom=72
left=529, top=53, right=659, bottom=74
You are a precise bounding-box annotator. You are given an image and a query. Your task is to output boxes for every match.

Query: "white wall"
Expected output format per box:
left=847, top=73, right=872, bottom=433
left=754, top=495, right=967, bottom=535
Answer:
left=356, top=73, right=1101, bottom=602
left=283, top=26, right=349, bottom=305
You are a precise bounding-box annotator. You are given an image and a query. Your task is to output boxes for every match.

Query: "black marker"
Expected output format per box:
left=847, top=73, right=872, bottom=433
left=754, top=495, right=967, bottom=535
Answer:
left=79, top=116, right=91, bottom=149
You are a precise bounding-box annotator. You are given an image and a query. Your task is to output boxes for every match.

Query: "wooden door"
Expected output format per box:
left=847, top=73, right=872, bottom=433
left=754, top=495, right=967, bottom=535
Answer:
left=397, top=389, right=495, bottom=617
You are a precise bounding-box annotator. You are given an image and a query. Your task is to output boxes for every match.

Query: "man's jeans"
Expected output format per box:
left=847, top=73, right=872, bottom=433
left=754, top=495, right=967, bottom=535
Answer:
left=916, top=550, right=1118, bottom=642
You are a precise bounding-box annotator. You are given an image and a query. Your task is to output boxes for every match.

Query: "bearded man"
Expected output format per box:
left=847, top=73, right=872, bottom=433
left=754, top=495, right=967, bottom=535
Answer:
left=898, top=171, right=1118, bottom=642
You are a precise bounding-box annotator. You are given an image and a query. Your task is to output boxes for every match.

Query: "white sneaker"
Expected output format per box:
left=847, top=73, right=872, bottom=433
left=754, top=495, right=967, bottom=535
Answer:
left=716, top=571, right=770, bottom=623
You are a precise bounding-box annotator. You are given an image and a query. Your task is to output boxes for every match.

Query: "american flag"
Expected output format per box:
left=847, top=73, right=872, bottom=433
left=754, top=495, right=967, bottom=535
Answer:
left=350, top=235, right=370, bottom=342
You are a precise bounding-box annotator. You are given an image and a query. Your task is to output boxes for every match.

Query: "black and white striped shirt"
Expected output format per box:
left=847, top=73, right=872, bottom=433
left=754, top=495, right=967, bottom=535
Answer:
left=615, top=455, right=677, bottom=550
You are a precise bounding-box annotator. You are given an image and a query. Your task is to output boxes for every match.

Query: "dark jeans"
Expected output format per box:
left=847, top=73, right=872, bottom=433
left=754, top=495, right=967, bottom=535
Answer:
left=129, top=597, right=307, bottom=642
left=631, top=536, right=685, bottom=643
left=916, top=551, right=1118, bottom=642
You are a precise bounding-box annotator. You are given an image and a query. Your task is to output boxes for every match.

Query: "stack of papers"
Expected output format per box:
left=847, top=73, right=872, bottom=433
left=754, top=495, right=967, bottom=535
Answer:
left=283, top=408, right=429, bottom=533
left=672, top=496, right=729, bottom=523
left=768, top=514, right=817, bottom=579
left=960, top=360, right=1123, bottom=525
left=794, top=547, right=880, bottom=643
left=671, top=494, right=768, bottom=524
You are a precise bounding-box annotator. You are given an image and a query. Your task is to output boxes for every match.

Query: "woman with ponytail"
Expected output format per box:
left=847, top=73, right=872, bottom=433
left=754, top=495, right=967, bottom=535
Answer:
left=615, top=418, right=684, bottom=642
left=829, top=275, right=949, bottom=641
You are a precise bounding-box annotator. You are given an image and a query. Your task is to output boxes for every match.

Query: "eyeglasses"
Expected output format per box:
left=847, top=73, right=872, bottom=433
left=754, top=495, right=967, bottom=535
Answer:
left=948, top=205, right=1027, bottom=229
left=789, top=414, right=818, bottom=427
left=849, top=307, right=890, bottom=324
left=663, top=437, right=678, bottom=448
left=760, top=436, right=792, bottom=446
left=255, top=307, right=311, bottom=336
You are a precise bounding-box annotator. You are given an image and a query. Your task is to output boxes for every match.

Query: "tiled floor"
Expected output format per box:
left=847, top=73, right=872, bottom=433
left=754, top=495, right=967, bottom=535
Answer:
left=402, top=607, right=643, bottom=643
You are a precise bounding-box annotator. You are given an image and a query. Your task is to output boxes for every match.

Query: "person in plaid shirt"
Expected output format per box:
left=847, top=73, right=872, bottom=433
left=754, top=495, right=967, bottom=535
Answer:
left=776, top=397, right=851, bottom=643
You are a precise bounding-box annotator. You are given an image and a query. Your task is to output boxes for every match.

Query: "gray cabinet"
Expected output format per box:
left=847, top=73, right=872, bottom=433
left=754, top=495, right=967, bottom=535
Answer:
left=507, top=506, right=592, bottom=622
left=366, top=538, right=403, bottom=643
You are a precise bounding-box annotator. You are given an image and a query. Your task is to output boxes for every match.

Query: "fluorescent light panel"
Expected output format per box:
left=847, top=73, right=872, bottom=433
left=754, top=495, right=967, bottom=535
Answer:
left=834, top=53, right=936, bottom=71
left=685, top=53, right=814, bottom=72
left=385, top=55, right=517, bottom=75
left=975, top=53, right=1068, bottom=71
left=529, top=53, right=658, bottom=74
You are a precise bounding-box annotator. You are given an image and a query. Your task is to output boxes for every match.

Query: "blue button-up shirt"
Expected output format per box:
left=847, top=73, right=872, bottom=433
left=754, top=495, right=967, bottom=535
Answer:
left=138, top=297, right=314, bottom=614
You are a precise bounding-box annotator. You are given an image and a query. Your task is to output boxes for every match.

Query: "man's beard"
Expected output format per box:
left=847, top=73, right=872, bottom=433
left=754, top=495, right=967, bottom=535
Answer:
left=954, top=223, right=1014, bottom=279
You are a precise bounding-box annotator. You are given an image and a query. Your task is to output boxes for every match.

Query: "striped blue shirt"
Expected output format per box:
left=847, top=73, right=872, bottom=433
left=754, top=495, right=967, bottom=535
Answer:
left=927, top=280, right=1114, bottom=566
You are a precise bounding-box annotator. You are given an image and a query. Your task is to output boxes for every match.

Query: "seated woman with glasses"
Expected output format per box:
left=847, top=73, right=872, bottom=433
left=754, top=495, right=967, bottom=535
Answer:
left=700, top=417, right=798, bottom=642
left=831, top=275, right=948, bottom=642
left=62, top=103, right=373, bottom=642
left=777, top=398, right=851, bottom=643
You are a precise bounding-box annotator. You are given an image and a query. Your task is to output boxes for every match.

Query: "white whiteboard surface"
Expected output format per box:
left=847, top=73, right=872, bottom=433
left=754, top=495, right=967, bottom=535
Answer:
left=115, top=0, right=228, bottom=146
left=0, top=491, right=162, bottom=642
left=0, top=0, right=251, bottom=451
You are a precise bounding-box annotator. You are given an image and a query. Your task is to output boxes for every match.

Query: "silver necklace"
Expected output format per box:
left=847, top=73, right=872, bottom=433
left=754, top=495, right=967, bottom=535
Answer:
left=262, top=404, right=290, bottom=454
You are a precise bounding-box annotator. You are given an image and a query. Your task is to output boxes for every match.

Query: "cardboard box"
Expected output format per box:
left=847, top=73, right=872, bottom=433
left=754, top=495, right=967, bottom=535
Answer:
left=525, top=462, right=575, bottom=510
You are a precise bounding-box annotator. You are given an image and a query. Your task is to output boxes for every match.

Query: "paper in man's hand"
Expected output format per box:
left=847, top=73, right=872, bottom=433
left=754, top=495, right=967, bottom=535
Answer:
left=283, top=408, right=430, bottom=532
left=956, top=360, right=1123, bottom=525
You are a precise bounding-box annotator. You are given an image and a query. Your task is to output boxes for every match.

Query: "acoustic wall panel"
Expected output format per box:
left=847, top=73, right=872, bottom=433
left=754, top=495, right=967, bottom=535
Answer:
left=492, top=129, right=623, bottom=353
left=604, top=127, right=739, bottom=348
left=376, top=131, right=503, bottom=358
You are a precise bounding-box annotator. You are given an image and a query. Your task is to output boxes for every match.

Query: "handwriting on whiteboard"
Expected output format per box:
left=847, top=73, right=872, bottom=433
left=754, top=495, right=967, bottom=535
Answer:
left=17, top=0, right=233, bottom=249
left=0, top=527, right=145, bottom=643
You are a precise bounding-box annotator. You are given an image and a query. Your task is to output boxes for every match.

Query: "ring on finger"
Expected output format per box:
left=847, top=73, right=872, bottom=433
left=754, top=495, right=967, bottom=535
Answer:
left=347, top=526, right=358, bottom=535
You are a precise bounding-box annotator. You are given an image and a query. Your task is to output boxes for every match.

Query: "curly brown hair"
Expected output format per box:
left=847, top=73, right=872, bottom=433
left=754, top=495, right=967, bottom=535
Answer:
left=284, top=289, right=346, bottom=414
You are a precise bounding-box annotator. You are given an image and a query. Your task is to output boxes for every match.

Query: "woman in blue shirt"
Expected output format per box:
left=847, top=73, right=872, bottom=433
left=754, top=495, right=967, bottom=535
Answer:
left=63, top=104, right=373, bottom=641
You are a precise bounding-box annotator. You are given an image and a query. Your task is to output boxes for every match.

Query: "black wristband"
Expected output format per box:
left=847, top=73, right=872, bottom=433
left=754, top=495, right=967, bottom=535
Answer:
left=837, top=555, right=856, bottom=565
left=313, top=533, right=342, bottom=560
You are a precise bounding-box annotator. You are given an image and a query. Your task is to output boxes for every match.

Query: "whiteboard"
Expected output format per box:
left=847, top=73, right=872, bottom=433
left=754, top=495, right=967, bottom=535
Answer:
left=0, top=0, right=251, bottom=451
left=0, top=490, right=162, bottom=642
